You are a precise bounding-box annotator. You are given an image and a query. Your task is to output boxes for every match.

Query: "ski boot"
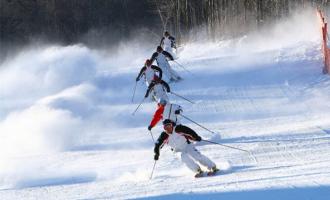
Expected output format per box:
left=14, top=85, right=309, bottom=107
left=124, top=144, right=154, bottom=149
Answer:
left=172, top=76, right=183, bottom=83
left=176, top=76, right=183, bottom=82
left=207, top=166, right=219, bottom=176
left=194, top=168, right=204, bottom=178
left=169, top=77, right=175, bottom=83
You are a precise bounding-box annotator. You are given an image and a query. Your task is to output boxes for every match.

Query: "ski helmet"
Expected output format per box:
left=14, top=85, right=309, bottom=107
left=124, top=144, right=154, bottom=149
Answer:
left=163, top=119, right=175, bottom=126
left=159, top=98, right=167, bottom=106
left=157, top=46, right=163, bottom=52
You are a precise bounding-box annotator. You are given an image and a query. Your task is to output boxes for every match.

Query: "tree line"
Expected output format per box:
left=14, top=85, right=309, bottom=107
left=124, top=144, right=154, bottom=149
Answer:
left=1, top=0, right=329, bottom=49
left=155, top=0, right=330, bottom=43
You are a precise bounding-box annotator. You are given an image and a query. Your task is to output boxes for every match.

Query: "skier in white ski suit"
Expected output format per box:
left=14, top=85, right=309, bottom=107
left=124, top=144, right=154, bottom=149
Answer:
left=160, top=31, right=176, bottom=58
left=144, top=80, right=170, bottom=103
left=150, top=46, right=182, bottom=83
left=154, top=119, right=219, bottom=177
left=136, top=59, right=162, bottom=86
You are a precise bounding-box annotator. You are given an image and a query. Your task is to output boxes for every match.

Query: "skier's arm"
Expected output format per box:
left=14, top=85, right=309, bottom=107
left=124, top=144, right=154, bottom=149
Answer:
left=154, top=132, right=168, bottom=160
left=160, top=37, right=165, bottom=47
left=162, top=51, right=174, bottom=61
left=169, top=36, right=176, bottom=48
left=136, top=66, right=146, bottom=81
left=151, top=65, right=163, bottom=80
left=149, top=106, right=164, bottom=129
left=176, top=125, right=202, bottom=141
left=161, top=80, right=171, bottom=93
left=145, top=82, right=155, bottom=98
left=150, top=52, right=158, bottom=63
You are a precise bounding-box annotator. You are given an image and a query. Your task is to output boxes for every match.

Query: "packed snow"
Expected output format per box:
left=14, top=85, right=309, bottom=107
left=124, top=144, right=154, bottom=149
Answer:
left=0, top=9, right=330, bottom=200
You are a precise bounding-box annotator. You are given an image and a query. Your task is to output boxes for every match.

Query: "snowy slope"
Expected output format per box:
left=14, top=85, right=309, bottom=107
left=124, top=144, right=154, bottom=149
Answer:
left=1, top=10, right=330, bottom=200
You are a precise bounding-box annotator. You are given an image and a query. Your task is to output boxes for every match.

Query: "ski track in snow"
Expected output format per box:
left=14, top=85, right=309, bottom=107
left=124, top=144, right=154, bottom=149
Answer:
left=1, top=13, right=330, bottom=199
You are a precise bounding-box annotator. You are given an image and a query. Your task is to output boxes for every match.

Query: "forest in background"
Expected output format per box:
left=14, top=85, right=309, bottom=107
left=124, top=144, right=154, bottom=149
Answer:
left=1, top=0, right=330, bottom=52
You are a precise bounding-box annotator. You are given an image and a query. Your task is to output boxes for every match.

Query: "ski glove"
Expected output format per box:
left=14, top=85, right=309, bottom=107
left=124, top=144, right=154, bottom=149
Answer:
left=196, top=136, right=202, bottom=142
left=136, top=77, right=140, bottom=82
left=148, top=125, right=152, bottom=131
left=175, top=109, right=182, bottom=115
left=154, top=153, right=159, bottom=160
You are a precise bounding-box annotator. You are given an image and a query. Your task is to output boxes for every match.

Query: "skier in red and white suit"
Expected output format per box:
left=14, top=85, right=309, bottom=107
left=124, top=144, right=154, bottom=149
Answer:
left=147, top=98, right=182, bottom=131
left=154, top=119, right=219, bottom=177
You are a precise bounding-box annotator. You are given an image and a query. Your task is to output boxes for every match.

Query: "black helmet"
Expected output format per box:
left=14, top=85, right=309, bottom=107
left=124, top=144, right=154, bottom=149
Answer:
left=163, top=119, right=175, bottom=126
left=145, top=59, right=152, bottom=66
left=164, top=31, right=170, bottom=36
left=157, top=46, right=163, bottom=52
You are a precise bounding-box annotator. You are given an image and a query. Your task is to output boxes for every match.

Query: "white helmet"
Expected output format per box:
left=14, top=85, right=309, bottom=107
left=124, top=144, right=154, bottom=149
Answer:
left=159, top=98, right=167, bottom=106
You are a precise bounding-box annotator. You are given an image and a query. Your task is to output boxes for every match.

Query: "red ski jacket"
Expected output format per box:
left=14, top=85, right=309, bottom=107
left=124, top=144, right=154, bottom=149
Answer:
left=149, top=104, right=165, bottom=128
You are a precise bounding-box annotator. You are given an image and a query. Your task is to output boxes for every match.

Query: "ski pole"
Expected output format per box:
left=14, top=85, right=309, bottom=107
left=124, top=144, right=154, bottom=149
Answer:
left=149, top=130, right=155, bottom=143
left=202, top=140, right=250, bottom=153
left=172, top=60, right=195, bottom=76
left=180, top=114, right=218, bottom=135
left=150, top=160, right=157, bottom=180
left=170, top=91, right=195, bottom=104
left=132, top=97, right=146, bottom=116
left=131, top=81, right=137, bottom=103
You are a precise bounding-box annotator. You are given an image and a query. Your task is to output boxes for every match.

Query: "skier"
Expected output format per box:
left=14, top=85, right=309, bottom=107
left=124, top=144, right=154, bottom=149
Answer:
left=153, top=119, right=219, bottom=177
left=150, top=46, right=182, bottom=83
left=144, top=79, right=170, bottom=102
left=136, top=59, right=163, bottom=86
left=147, top=98, right=182, bottom=131
left=160, top=31, right=176, bottom=57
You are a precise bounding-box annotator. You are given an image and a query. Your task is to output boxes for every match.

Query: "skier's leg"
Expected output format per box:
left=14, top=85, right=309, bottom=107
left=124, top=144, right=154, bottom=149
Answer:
left=154, top=85, right=169, bottom=102
left=160, top=92, right=169, bottom=103
left=165, top=63, right=177, bottom=81
left=181, top=152, right=201, bottom=173
left=165, top=47, right=177, bottom=59
left=159, top=63, right=171, bottom=82
left=168, top=62, right=179, bottom=77
left=166, top=62, right=181, bottom=81
left=187, top=145, right=216, bottom=170
left=176, top=125, right=198, bottom=136
left=154, top=92, right=168, bottom=103
left=151, top=91, right=157, bottom=102
left=160, top=61, right=175, bottom=81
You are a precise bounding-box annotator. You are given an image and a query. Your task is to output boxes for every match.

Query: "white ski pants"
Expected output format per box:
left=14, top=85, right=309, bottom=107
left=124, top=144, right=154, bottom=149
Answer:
left=164, top=46, right=177, bottom=59
left=180, top=144, right=215, bottom=173
left=151, top=84, right=169, bottom=102
left=158, top=61, right=181, bottom=81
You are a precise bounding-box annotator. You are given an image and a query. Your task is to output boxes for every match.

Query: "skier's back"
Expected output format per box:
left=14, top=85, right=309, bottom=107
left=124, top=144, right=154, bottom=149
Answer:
left=144, top=79, right=171, bottom=102
left=148, top=98, right=182, bottom=131
left=160, top=31, right=176, bottom=57
left=136, top=59, right=162, bottom=85
left=150, top=46, right=182, bottom=83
